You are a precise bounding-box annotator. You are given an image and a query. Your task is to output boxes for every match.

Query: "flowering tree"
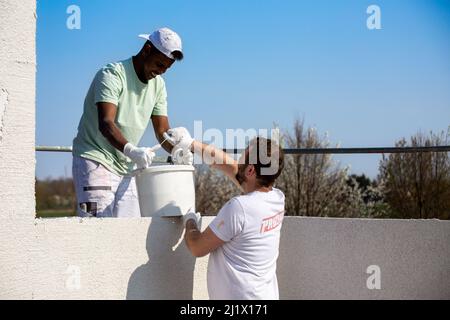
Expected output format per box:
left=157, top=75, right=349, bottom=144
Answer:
left=194, top=165, right=240, bottom=215
left=275, top=119, right=364, bottom=217
left=378, top=130, right=450, bottom=219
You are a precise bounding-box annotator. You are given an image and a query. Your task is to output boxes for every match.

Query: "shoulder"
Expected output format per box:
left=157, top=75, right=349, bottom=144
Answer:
left=272, top=187, right=285, bottom=200
left=226, top=196, right=245, bottom=213
left=98, top=60, right=126, bottom=78
left=236, top=188, right=285, bottom=208
left=155, top=74, right=165, bottom=83
left=233, top=191, right=261, bottom=204
left=154, top=75, right=167, bottom=90
left=210, top=197, right=246, bottom=241
left=217, top=197, right=246, bottom=221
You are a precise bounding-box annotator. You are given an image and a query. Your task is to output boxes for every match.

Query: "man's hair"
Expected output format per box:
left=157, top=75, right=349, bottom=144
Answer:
left=245, top=137, right=284, bottom=187
left=145, top=40, right=183, bottom=61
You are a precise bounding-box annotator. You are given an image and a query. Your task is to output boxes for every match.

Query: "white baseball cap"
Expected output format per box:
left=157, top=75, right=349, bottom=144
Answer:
left=138, top=27, right=182, bottom=60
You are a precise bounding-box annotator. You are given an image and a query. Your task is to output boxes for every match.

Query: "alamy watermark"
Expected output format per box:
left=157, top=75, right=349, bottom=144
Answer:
left=366, top=265, right=381, bottom=290
left=367, top=5, right=382, bottom=30
left=65, top=265, right=81, bottom=291
left=66, top=5, right=81, bottom=30
left=192, top=121, right=281, bottom=176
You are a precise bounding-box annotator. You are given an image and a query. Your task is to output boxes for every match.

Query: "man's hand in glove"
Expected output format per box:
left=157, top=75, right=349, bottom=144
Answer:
left=171, top=146, right=194, bottom=165
left=166, top=127, right=194, bottom=151
left=123, top=143, right=155, bottom=169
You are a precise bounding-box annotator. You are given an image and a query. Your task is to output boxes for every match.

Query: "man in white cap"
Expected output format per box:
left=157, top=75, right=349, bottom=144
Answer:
left=72, top=27, right=192, bottom=218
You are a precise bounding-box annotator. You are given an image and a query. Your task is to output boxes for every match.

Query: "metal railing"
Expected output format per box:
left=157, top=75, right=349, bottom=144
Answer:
left=36, top=146, right=73, bottom=153
left=35, top=146, right=170, bottom=163
left=36, top=145, right=450, bottom=155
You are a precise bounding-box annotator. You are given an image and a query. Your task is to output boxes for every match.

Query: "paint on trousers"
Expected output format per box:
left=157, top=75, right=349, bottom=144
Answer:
left=72, top=156, right=140, bottom=217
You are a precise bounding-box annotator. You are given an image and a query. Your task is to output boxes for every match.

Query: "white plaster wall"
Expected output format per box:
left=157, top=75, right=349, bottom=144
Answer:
left=277, top=217, right=450, bottom=299
left=30, top=218, right=209, bottom=300
left=2, top=216, right=449, bottom=300
left=1, top=0, right=449, bottom=300
left=0, top=0, right=37, bottom=299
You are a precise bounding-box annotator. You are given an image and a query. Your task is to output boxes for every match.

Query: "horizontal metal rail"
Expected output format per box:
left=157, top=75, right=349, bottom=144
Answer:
left=35, top=146, right=170, bottom=163
left=36, top=146, right=73, bottom=152
left=36, top=145, right=450, bottom=155
left=223, top=146, right=450, bottom=154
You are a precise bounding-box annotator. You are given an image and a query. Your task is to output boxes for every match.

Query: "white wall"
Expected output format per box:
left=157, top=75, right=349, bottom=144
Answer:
left=1, top=0, right=449, bottom=300
left=0, top=0, right=37, bottom=299
left=278, top=217, right=450, bottom=299
left=30, top=218, right=209, bottom=300
left=2, top=215, right=450, bottom=300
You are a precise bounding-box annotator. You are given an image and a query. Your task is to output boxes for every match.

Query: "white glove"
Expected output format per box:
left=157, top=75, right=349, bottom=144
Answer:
left=167, top=127, right=194, bottom=151
left=171, top=146, right=194, bottom=165
left=123, top=143, right=155, bottom=169
left=183, top=208, right=201, bottom=226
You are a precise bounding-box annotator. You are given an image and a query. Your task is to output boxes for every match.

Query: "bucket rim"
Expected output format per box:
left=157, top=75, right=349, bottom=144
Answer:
left=132, top=164, right=195, bottom=176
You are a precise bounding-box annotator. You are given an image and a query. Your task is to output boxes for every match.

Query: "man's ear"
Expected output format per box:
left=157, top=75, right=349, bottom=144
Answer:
left=246, top=164, right=256, bottom=177
left=143, top=42, right=153, bottom=57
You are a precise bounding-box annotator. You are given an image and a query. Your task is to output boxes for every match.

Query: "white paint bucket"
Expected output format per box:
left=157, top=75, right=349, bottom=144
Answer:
left=134, top=165, right=196, bottom=217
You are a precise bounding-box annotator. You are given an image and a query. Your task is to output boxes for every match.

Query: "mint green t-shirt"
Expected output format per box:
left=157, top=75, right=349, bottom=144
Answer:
left=73, top=58, right=168, bottom=176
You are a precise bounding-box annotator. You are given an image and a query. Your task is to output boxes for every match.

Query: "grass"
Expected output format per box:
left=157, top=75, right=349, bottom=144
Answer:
left=36, top=209, right=77, bottom=218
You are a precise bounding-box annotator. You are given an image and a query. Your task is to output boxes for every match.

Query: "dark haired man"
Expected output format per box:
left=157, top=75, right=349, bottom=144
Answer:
left=72, top=27, right=189, bottom=218
left=172, top=134, right=286, bottom=299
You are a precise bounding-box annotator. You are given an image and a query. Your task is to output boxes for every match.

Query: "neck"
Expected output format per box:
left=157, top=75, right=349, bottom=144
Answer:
left=243, top=182, right=272, bottom=194
left=256, top=185, right=272, bottom=193
left=132, top=55, right=148, bottom=84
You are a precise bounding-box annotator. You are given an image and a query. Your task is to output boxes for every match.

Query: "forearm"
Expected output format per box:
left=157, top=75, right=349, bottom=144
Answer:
left=184, top=220, right=202, bottom=255
left=151, top=115, right=173, bottom=153
left=155, top=129, right=173, bottom=153
left=192, top=140, right=237, bottom=172
left=99, top=120, right=128, bottom=152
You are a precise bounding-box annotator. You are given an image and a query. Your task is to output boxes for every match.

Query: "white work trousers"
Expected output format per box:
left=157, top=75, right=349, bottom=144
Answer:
left=72, top=156, right=140, bottom=217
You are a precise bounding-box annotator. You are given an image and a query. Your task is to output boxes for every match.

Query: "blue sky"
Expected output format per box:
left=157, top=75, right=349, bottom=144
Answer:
left=36, top=0, right=450, bottom=179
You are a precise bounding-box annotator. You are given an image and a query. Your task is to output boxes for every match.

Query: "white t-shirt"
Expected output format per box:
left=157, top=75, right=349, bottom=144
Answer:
left=207, top=187, right=285, bottom=300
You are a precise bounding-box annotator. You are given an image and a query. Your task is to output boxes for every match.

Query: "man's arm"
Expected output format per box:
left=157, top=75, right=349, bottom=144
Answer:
left=151, top=115, right=173, bottom=153
left=184, top=220, right=224, bottom=257
left=97, top=102, right=128, bottom=151
left=191, top=140, right=241, bottom=189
